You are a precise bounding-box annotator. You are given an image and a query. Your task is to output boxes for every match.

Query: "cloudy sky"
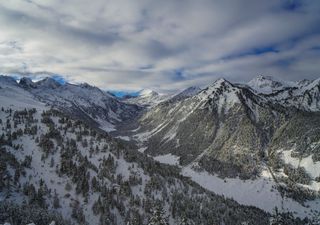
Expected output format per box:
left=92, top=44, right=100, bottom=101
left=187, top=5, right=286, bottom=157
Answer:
left=0, top=0, right=319, bottom=92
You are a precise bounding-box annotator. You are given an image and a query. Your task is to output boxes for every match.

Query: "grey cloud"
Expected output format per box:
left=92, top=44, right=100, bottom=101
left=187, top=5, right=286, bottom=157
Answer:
left=0, top=0, right=319, bottom=92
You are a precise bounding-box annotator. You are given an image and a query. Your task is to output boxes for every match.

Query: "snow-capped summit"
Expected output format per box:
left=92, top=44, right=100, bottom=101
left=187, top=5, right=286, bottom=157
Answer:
left=79, top=82, right=98, bottom=90
left=19, top=77, right=36, bottom=88
left=123, top=89, right=171, bottom=107
left=199, top=78, right=236, bottom=98
left=139, top=89, right=159, bottom=97
left=213, top=77, right=230, bottom=85
left=35, top=77, right=61, bottom=89
left=247, top=75, right=288, bottom=94
left=195, top=78, right=248, bottom=114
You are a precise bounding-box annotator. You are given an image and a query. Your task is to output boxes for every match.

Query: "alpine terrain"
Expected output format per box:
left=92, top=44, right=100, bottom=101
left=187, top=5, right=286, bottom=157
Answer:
left=0, top=75, right=319, bottom=225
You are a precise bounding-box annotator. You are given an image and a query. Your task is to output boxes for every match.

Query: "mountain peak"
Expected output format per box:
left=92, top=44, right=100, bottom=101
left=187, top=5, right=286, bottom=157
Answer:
left=35, top=77, right=61, bottom=89
left=248, top=75, right=286, bottom=94
left=79, top=82, right=96, bottom=89
left=255, top=75, right=276, bottom=81
left=19, top=77, right=36, bottom=88
left=206, top=78, right=233, bottom=90
left=214, top=77, right=229, bottom=84
left=139, top=89, right=159, bottom=97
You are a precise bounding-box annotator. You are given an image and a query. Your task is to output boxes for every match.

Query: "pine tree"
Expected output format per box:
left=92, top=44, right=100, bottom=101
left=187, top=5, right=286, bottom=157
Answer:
left=178, top=216, right=193, bottom=225
left=53, top=191, right=60, bottom=209
left=148, top=205, right=169, bottom=225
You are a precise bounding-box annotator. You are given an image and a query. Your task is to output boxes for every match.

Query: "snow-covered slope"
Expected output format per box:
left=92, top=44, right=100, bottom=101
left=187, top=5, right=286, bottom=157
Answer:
left=0, top=76, right=46, bottom=110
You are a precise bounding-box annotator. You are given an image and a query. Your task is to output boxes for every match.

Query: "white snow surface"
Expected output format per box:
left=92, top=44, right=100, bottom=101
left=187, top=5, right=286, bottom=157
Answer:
left=153, top=154, right=180, bottom=166
left=282, top=150, right=320, bottom=179
left=116, top=135, right=131, bottom=141
left=281, top=149, right=320, bottom=191
left=181, top=165, right=320, bottom=219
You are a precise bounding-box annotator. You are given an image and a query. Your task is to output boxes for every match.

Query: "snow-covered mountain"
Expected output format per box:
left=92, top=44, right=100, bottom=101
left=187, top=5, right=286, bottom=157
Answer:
left=247, top=75, right=320, bottom=111
left=247, top=75, right=293, bottom=94
left=2, top=76, right=142, bottom=132
left=132, top=76, right=320, bottom=219
left=247, top=75, right=315, bottom=94
left=135, top=78, right=280, bottom=172
left=1, top=74, right=320, bottom=225
left=123, top=89, right=171, bottom=107
left=263, top=78, right=320, bottom=111
left=0, top=76, right=278, bottom=225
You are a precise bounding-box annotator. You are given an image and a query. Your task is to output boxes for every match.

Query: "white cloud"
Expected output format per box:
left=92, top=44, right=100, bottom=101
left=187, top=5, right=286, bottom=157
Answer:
left=0, top=0, right=319, bottom=92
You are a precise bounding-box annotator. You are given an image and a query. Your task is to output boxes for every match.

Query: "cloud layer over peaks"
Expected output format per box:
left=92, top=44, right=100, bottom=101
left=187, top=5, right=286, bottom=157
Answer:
left=0, top=0, right=319, bottom=92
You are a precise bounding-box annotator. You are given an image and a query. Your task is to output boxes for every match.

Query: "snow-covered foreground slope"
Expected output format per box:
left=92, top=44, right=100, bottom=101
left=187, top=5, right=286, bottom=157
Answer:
left=148, top=150, right=320, bottom=219
left=181, top=165, right=320, bottom=219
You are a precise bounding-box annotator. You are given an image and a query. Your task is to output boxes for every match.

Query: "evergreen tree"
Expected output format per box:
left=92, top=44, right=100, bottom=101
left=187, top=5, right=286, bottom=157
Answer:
left=53, top=191, right=60, bottom=209
left=148, top=205, right=169, bottom=225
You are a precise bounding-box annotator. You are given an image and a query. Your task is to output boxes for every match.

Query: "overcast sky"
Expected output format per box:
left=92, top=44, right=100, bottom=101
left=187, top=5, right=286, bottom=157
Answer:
left=0, top=0, right=319, bottom=92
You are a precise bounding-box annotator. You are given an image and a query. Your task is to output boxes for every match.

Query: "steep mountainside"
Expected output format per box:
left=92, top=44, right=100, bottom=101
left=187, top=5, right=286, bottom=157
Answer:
left=11, top=76, right=142, bottom=132
left=133, top=76, right=320, bottom=218
left=136, top=79, right=286, bottom=177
